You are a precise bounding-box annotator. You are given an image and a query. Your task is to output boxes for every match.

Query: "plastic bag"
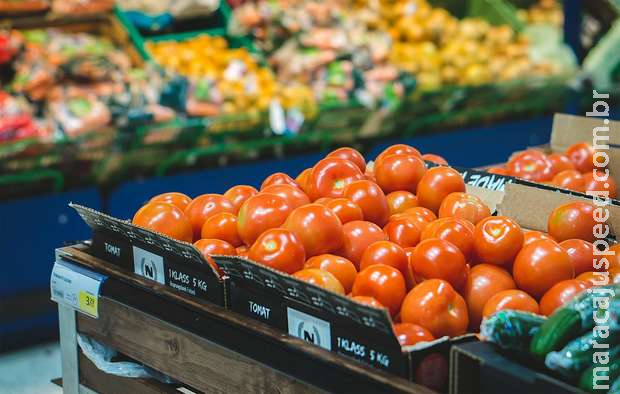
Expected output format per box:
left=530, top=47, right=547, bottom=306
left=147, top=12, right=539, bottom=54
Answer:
left=480, top=310, right=546, bottom=356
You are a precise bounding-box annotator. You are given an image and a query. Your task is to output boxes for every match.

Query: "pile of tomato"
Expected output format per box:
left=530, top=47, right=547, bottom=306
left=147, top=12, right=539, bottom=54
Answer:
left=132, top=144, right=620, bottom=347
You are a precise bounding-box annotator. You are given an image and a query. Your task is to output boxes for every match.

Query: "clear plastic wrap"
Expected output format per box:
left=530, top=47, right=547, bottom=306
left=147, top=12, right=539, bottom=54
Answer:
left=480, top=310, right=546, bottom=356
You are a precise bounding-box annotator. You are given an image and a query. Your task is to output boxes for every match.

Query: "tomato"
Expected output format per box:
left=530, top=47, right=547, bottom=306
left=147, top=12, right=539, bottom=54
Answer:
left=305, top=254, right=357, bottom=293
left=343, top=180, right=390, bottom=226
left=392, top=323, right=435, bottom=346
left=421, top=217, right=474, bottom=261
left=409, top=238, right=468, bottom=291
left=307, top=158, right=364, bottom=200
left=284, top=204, right=344, bottom=257
left=576, top=271, right=610, bottom=286
left=400, top=279, right=468, bottom=337
left=374, top=154, right=426, bottom=194
left=260, top=172, right=299, bottom=190
left=487, top=167, right=508, bottom=175
left=133, top=202, right=193, bottom=242
left=416, top=167, right=466, bottom=214
left=201, top=212, right=242, bottom=247
left=292, top=268, right=345, bottom=294
left=314, top=197, right=333, bottom=205
left=463, top=264, right=515, bottom=329
left=194, top=238, right=236, bottom=257
left=236, top=245, right=249, bottom=258
left=565, top=142, right=596, bottom=173
left=360, top=240, right=409, bottom=275
left=295, top=168, right=312, bottom=195
left=559, top=239, right=600, bottom=275
left=609, top=244, right=620, bottom=270
left=326, top=147, right=366, bottom=173
left=352, top=264, right=407, bottom=316
left=547, top=201, right=598, bottom=242
left=610, top=267, right=620, bottom=284
left=223, top=185, right=258, bottom=213
left=384, top=217, right=423, bottom=248
left=482, top=289, right=539, bottom=318
left=386, top=191, right=418, bottom=216
left=403, top=247, right=418, bottom=290
left=438, top=192, right=491, bottom=225
left=547, top=153, right=575, bottom=175
left=350, top=295, right=385, bottom=309
left=325, top=198, right=364, bottom=224
left=376, top=144, right=422, bottom=164
left=551, top=170, right=585, bottom=192
left=261, top=184, right=310, bottom=210
left=421, top=153, right=448, bottom=166
left=337, top=220, right=388, bottom=268
left=473, top=216, right=524, bottom=266
left=248, top=228, right=305, bottom=274
left=583, top=170, right=617, bottom=198
left=506, top=150, right=553, bottom=182
left=512, top=239, right=574, bottom=298
left=150, top=192, right=192, bottom=211
left=185, top=194, right=235, bottom=239
left=237, top=193, right=292, bottom=246
left=522, top=231, right=554, bottom=248
left=539, top=279, right=590, bottom=316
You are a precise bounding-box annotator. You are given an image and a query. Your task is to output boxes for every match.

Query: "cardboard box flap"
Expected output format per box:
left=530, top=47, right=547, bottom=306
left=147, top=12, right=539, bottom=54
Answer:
left=551, top=113, right=620, bottom=150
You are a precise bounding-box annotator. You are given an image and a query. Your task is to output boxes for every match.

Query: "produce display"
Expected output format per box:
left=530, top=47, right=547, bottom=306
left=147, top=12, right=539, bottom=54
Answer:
left=0, top=0, right=113, bottom=15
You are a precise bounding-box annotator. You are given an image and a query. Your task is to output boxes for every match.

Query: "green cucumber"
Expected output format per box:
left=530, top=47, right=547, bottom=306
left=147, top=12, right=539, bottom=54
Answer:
left=579, top=356, right=620, bottom=393
left=481, top=310, right=546, bottom=356
left=545, top=332, right=620, bottom=379
left=530, top=308, right=583, bottom=360
left=611, top=375, right=620, bottom=393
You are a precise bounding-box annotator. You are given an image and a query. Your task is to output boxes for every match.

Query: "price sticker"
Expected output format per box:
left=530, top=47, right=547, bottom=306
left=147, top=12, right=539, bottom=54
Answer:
left=51, top=260, right=106, bottom=318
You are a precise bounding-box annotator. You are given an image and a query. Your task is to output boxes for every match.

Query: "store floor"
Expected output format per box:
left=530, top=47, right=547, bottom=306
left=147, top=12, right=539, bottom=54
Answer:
left=0, top=342, right=62, bottom=394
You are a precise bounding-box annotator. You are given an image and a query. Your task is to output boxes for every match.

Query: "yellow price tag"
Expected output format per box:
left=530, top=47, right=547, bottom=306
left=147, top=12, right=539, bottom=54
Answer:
left=78, top=291, right=98, bottom=317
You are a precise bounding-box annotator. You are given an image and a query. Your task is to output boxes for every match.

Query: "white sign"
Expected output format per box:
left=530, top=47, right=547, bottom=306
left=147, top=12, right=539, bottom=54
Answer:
left=50, top=261, right=106, bottom=318
left=132, top=246, right=165, bottom=284
left=287, top=307, right=332, bottom=350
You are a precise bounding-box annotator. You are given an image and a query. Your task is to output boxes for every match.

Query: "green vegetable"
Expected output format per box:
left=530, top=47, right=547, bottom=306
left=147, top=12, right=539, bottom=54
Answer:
left=481, top=310, right=546, bottom=356
left=611, top=375, right=620, bottom=394
left=530, top=308, right=583, bottom=360
left=579, top=356, right=620, bottom=393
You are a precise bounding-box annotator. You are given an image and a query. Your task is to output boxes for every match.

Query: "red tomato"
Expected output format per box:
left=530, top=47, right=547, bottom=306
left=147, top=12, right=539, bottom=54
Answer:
left=352, top=264, right=407, bottom=316
left=565, top=142, right=596, bottom=173
left=560, top=239, right=601, bottom=275
left=360, top=240, right=409, bottom=276
left=194, top=238, right=236, bottom=257
left=547, top=153, right=575, bottom=175
left=260, top=172, right=299, bottom=190
left=421, top=217, right=475, bottom=261
left=237, top=193, right=292, bottom=246
left=376, top=144, right=422, bottom=164
left=350, top=295, right=385, bottom=309
left=421, top=153, right=448, bottom=166
left=506, top=150, right=553, bottom=182
left=295, top=168, right=312, bottom=195
left=416, top=167, right=466, bottom=214
left=374, top=154, right=426, bottom=194
left=384, top=217, right=423, bottom=248
left=236, top=245, right=249, bottom=258
left=548, top=201, right=598, bottom=242
left=224, top=185, right=258, bottom=213
left=576, top=271, right=610, bottom=286
left=473, top=216, right=524, bottom=266
left=513, top=239, right=574, bottom=298
left=539, top=279, right=590, bottom=316
left=609, top=244, right=620, bottom=270
left=305, top=254, right=357, bottom=293
left=410, top=238, right=468, bottom=291
left=401, top=207, right=437, bottom=223
left=248, top=228, right=305, bottom=274
left=325, top=198, right=364, bottom=224
left=583, top=170, right=617, bottom=198
left=185, top=194, right=235, bottom=239
left=261, top=184, right=310, bottom=209
left=314, top=197, right=333, bottom=205
left=438, top=192, right=491, bottom=225
left=201, top=212, right=242, bottom=247
left=337, top=220, right=388, bottom=268
left=133, top=202, right=193, bottom=243
left=610, top=267, right=620, bottom=284
left=150, top=192, right=192, bottom=211
left=523, top=230, right=555, bottom=247
left=284, top=203, right=344, bottom=257
left=400, top=279, right=468, bottom=337
left=343, top=180, right=390, bottom=226
left=386, top=191, right=418, bottom=216
left=292, top=268, right=345, bottom=294
left=551, top=170, right=585, bottom=192
left=393, top=323, right=435, bottom=346
left=482, top=289, right=539, bottom=317
left=308, top=158, right=364, bottom=200
left=487, top=167, right=508, bottom=175
left=463, top=264, right=516, bottom=330
left=403, top=247, right=418, bottom=290
left=326, top=147, right=366, bottom=173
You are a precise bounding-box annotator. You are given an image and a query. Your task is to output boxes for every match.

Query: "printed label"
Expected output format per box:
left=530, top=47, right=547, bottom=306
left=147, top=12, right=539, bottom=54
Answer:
left=50, top=261, right=106, bottom=318
left=132, top=246, right=165, bottom=284
left=287, top=307, right=332, bottom=350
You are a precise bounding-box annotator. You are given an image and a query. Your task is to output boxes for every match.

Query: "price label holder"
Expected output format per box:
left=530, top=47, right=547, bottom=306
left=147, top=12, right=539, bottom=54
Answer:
left=51, top=260, right=107, bottom=318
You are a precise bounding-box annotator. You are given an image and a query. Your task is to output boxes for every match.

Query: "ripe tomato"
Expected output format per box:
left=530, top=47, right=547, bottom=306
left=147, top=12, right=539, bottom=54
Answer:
left=403, top=247, right=418, bottom=290
left=392, top=323, right=435, bottom=346
left=583, top=170, right=618, bottom=198
left=438, top=192, right=491, bottom=225
left=374, top=154, right=426, bottom=194
left=400, top=279, right=468, bottom=337
left=237, top=193, right=292, bottom=246
left=133, top=202, right=193, bottom=242
left=506, top=150, right=553, bottom=182
left=338, top=220, right=388, bottom=268
left=513, top=239, right=574, bottom=298
left=260, top=172, right=299, bottom=190
left=401, top=207, right=438, bottom=223
left=547, top=201, right=598, bottom=242
left=386, top=191, right=418, bottom=216
left=185, top=194, right=235, bottom=239
left=609, top=244, right=620, bottom=270
left=248, top=228, right=305, bottom=274
left=551, top=170, right=585, bottom=192
left=547, top=153, right=575, bottom=175
left=236, top=245, right=249, bottom=258
left=421, top=153, right=448, bottom=166
left=295, top=168, right=312, bottom=195
left=284, top=204, right=344, bottom=257
left=292, top=268, right=345, bottom=294
left=576, top=271, right=610, bottom=286
left=224, top=185, right=258, bottom=213
left=314, top=197, right=333, bottom=205
left=416, top=167, right=466, bottom=214
left=384, top=217, right=423, bottom=248
left=352, top=264, right=407, bottom=316
left=487, top=167, right=508, bottom=175
left=325, top=198, right=364, bottom=224
left=261, top=184, right=310, bottom=209
left=201, top=212, right=242, bottom=247
left=343, top=180, right=390, bottom=226
left=375, top=144, right=422, bottom=164
left=326, top=147, right=366, bottom=173
left=610, top=267, right=620, bottom=284
left=565, top=142, right=596, bottom=173
left=305, top=254, right=357, bottom=293
left=421, top=217, right=474, bottom=261
left=539, top=279, right=590, bottom=316
left=308, top=158, right=364, bottom=200
left=360, top=240, right=409, bottom=276
left=463, top=264, right=516, bottom=329
left=410, top=238, right=468, bottom=290
left=150, top=192, right=192, bottom=211
left=523, top=230, right=555, bottom=247
left=350, top=295, right=385, bottom=309
left=560, top=239, right=600, bottom=275
left=482, top=289, right=539, bottom=318
left=194, top=238, right=236, bottom=257
left=473, top=216, right=524, bottom=266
